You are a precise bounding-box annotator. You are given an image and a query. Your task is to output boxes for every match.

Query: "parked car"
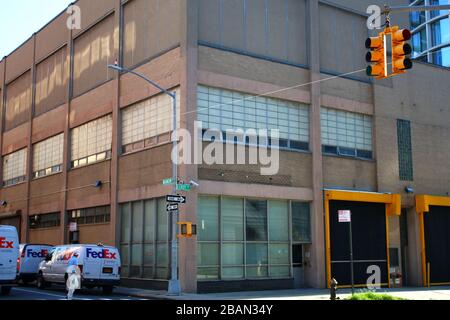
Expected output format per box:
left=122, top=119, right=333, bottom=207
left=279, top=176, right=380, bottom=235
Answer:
left=0, top=225, right=20, bottom=295
left=37, top=244, right=121, bottom=294
left=17, top=244, right=53, bottom=284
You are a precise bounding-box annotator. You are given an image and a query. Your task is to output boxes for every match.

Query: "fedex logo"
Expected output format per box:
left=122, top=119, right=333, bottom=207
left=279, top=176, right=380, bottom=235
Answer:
left=86, top=248, right=117, bottom=259
left=25, top=249, right=48, bottom=258
left=0, top=237, right=13, bottom=249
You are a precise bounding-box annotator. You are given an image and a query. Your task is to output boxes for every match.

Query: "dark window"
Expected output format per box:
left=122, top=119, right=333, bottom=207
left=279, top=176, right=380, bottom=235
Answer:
left=397, top=119, right=414, bottom=181
left=68, top=206, right=110, bottom=226
left=29, top=213, right=60, bottom=229
left=245, top=199, right=267, bottom=241
left=292, top=202, right=311, bottom=243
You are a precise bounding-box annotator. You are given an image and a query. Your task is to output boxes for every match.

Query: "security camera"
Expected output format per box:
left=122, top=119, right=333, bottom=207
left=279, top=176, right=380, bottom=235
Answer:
left=189, top=180, right=200, bottom=188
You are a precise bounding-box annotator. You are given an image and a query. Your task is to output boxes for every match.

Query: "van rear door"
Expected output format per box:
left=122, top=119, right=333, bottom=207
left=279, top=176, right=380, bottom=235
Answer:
left=83, top=246, right=120, bottom=280
left=99, top=247, right=120, bottom=281
left=0, top=227, right=19, bottom=281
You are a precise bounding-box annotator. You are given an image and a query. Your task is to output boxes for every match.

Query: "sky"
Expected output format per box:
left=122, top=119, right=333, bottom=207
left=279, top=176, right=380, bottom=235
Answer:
left=0, top=0, right=74, bottom=58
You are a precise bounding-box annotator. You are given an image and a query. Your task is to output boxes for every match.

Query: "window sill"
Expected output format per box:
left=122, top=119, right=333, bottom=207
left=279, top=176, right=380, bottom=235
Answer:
left=29, top=226, right=61, bottom=231
left=322, top=153, right=375, bottom=162
left=2, top=181, right=27, bottom=189
left=70, top=158, right=112, bottom=171
left=121, top=140, right=173, bottom=158
left=32, top=171, right=63, bottom=181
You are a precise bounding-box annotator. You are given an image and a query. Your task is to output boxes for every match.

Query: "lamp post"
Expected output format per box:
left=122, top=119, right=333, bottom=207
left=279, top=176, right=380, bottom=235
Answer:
left=108, top=64, right=181, bottom=295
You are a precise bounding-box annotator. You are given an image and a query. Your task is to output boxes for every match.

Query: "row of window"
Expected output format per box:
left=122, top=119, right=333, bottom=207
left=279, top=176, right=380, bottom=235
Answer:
left=197, top=86, right=374, bottom=159
left=2, top=89, right=179, bottom=187
left=28, top=206, right=111, bottom=230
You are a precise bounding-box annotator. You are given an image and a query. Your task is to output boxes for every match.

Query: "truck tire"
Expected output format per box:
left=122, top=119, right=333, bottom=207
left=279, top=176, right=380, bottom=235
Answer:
left=37, top=273, right=49, bottom=289
left=102, top=286, right=114, bottom=295
left=1, top=286, right=12, bottom=295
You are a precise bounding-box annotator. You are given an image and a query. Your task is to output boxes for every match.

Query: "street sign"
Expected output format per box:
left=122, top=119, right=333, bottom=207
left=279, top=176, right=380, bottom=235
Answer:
left=176, top=184, right=191, bottom=191
left=338, top=210, right=351, bottom=223
left=163, top=178, right=175, bottom=185
left=166, top=195, right=186, bottom=204
left=69, top=222, right=78, bottom=232
left=166, top=203, right=179, bottom=212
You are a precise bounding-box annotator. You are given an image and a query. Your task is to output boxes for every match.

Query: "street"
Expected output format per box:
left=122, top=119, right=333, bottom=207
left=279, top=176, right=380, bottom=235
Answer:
left=0, top=285, right=149, bottom=300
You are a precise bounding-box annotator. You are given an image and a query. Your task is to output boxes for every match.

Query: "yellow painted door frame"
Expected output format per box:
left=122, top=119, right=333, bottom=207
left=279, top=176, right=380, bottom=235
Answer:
left=416, top=195, right=450, bottom=287
left=324, top=190, right=401, bottom=289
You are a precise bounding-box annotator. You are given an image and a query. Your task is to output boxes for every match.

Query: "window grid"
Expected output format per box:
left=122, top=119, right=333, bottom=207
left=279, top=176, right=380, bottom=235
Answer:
left=122, top=89, right=181, bottom=152
left=197, top=85, right=310, bottom=151
left=71, top=115, right=112, bottom=168
left=397, top=119, right=414, bottom=181
left=321, top=107, right=373, bottom=159
left=33, top=133, right=64, bottom=179
left=29, top=213, right=60, bottom=229
left=68, top=206, right=110, bottom=226
left=3, top=148, right=27, bottom=187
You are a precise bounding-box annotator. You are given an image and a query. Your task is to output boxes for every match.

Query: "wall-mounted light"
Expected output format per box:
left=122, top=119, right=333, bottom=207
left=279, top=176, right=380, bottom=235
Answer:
left=0, top=200, right=8, bottom=207
left=405, top=186, right=414, bottom=194
left=94, top=180, right=103, bottom=188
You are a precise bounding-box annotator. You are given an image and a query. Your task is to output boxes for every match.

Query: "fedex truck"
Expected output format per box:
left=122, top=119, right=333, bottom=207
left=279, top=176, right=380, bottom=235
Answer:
left=17, top=244, right=53, bottom=283
left=38, top=244, right=121, bottom=294
left=0, top=225, right=20, bottom=295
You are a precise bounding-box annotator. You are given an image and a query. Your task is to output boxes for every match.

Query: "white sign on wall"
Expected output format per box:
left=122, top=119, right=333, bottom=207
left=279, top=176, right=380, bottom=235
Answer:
left=338, top=210, right=351, bottom=223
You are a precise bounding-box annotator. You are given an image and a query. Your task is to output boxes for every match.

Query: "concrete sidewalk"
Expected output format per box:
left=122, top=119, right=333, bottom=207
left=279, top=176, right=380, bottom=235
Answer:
left=115, top=286, right=450, bottom=300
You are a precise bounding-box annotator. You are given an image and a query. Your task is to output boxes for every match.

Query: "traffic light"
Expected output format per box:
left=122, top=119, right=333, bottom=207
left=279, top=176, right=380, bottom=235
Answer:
left=391, top=27, right=413, bottom=75
left=365, top=33, right=387, bottom=79
left=177, top=222, right=197, bottom=238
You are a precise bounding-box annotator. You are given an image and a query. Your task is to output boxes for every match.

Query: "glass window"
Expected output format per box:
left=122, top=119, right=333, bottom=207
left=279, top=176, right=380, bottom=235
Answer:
left=321, top=107, right=373, bottom=159
left=431, top=17, right=450, bottom=46
left=198, top=243, right=219, bottom=266
left=144, top=200, right=155, bottom=242
left=29, top=213, right=60, bottom=229
left=132, top=202, right=143, bottom=243
left=269, top=244, right=290, bottom=265
left=432, top=45, right=450, bottom=66
left=292, top=202, right=311, bottom=243
left=198, top=86, right=310, bottom=151
left=430, top=0, right=450, bottom=18
left=121, top=204, right=131, bottom=242
left=71, top=115, right=112, bottom=168
left=222, top=197, right=244, bottom=241
left=222, top=243, right=244, bottom=266
left=122, top=89, right=180, bottom=152
left=412, top=28, right=428, bottom=58
left=3, top=149, right=27, bottom=187
left=268, top=200, right=289, bottom=242
left=198, top=196, right=219, bottom=241
left=246, top=199, right=268, bottom=241
left=33, top=134, right=63, bottom=178
left=410, top=1, right=426, bottom=28
left=157, top=198, right=168, bottom=241
left=246, top=243, right=268, bottom=265
left=397, top=119, right=414, bottom=181
left=68, top=206, right=110, bottom=226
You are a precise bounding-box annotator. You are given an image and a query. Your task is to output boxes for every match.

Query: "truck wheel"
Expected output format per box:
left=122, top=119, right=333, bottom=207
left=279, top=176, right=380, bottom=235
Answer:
left=102, top=286, right=114, bottom=295
left=37, top=273, right=48, bottom=289
left=0, top=286, right=12, bottom=295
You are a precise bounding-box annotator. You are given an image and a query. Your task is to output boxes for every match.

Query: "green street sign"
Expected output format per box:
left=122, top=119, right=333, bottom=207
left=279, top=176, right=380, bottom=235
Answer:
left=176, top=184, right=191, bottom=191
left=163, top=178, right=175, bottom=185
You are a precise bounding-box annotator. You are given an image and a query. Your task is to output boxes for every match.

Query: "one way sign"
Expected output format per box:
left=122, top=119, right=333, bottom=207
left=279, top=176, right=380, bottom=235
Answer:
left=166, top=203, right=179, bottom=212
left=166, top=195, right=186, bottom=204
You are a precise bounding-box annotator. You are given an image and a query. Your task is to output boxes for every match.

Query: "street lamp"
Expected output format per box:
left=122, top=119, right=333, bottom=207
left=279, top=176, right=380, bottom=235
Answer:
left=108, top=64, right=181, bottom=296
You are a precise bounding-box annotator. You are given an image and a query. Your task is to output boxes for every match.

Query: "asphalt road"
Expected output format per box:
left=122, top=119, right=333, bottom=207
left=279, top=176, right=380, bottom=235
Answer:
left=0, top=284, right=149, bottom=300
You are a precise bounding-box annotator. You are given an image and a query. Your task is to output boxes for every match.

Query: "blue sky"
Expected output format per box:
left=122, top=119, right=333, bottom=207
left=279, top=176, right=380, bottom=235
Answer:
left=0, top=0, right=74, bottom=58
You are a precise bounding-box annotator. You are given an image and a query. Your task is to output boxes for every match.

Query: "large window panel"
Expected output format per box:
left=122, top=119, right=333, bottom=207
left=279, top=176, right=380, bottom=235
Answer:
left=122, top=89, right=180, bottom=153
left=198, top=196, right=219, bottom=241
left=3, top=149, right=27, bottom=187
left=5, top=71, right=32, bottom=131
left=292, top=202, right=311, bottom=243
left=321, top=107, right=373, bottom=159
left=198, top=86, right=310, bottom=150
left=123, top=0, right=181, bottom=68
left=268, top=200, right=289, bottom=241
left=33, top=133, right=64, bottom=179
left=246, top=199, right=268, bottom=241
left=71, top=114, right=112, bottom=168
left=222, top=197, right=244, bottom=241
left=73, top=14, right=115, bottom=96
left=35, top=46, right=69, bottom=115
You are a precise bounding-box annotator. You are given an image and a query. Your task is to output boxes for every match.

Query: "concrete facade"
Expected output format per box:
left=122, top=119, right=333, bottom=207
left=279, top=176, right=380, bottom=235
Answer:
left=0, top=0, right=449, bottom=292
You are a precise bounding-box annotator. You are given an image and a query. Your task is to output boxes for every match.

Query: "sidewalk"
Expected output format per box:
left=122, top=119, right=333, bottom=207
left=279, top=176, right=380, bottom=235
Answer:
left=115, top=286, right=450, bottom=300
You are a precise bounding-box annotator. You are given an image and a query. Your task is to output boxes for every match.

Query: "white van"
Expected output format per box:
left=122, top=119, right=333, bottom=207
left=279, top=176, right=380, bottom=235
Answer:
left=18, top=244, right=53, bottom=283
left=38, top=244, right=121, bottom=294
left=0, top=225, right=20, bottom=295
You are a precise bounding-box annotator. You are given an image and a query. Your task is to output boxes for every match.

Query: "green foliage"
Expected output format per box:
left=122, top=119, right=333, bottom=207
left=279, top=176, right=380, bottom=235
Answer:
left=347, top=292, right=405, bottom=300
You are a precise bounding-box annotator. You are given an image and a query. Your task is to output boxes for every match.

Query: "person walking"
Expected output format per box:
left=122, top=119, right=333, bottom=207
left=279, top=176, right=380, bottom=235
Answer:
left=66, top=252, right=80, bottom=300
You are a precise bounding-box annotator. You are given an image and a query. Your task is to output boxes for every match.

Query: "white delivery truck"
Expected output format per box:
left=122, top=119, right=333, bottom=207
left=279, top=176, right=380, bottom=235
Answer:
left=0, top=225, right=20, bottom=295
left=38, top=244, right=121, bottom=294
left=17, top=244, right=53, bottom=284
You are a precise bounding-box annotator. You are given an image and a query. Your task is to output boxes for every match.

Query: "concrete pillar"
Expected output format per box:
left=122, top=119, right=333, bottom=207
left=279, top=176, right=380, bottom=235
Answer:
left=178, top=0, right=199, bottom=294
left=406, top=207, right=423, bottom=286
left=305, top=0, right=326, bottom=289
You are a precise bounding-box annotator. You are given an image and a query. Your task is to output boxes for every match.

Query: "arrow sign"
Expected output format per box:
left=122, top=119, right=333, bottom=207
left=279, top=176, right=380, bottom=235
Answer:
left=166, top=203, right=179, bottom=212
left=166, top=195, right=186, bottom=204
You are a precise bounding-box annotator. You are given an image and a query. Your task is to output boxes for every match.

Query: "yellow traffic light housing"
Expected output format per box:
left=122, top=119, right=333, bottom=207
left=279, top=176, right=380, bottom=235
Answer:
left=177, top=222, right=197, bottom=238
left=391, top=27, right=413, bottom=75
left=365, top=34, right=387, bottom=79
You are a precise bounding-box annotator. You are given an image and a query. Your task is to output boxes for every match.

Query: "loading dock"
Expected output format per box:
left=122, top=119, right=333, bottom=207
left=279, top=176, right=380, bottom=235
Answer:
left=325, top=190, right=401, bottom=288
left=416, top=195, right=450, bottom=286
